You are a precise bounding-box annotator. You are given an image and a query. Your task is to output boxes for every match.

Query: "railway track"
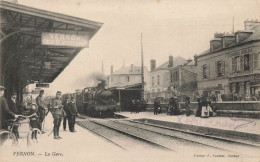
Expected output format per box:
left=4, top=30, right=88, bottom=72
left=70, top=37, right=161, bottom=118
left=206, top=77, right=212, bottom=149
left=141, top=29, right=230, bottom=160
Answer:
left=112, top=120, right=260, bottom=156
left=76, top=120, right=169, bottom=152
left=76, top=117, right=259, bottom=157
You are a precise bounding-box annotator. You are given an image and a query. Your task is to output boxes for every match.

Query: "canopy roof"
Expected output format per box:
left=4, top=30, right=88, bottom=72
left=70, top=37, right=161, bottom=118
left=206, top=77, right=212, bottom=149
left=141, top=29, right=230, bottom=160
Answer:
left=0, top=1, right=103, bottom=87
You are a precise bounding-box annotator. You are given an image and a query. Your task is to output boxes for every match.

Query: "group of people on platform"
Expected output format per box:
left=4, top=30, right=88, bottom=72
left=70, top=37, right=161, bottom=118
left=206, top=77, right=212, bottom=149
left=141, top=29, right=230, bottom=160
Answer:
left=0, top=86, right=79, bottom=145
left=50, top=91, right=79, bottom=140
left=129, top=99, right=143, bottom=114
left=153, top=94, right=216, bottom=118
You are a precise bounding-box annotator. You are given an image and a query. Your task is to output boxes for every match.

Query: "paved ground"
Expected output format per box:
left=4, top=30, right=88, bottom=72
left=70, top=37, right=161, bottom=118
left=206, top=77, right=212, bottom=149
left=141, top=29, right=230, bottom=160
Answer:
left=1, top=112, right=259, bottom=162
left=0, top=114, right=128, bottom=162
left=116, top=112, right=260, bottom=135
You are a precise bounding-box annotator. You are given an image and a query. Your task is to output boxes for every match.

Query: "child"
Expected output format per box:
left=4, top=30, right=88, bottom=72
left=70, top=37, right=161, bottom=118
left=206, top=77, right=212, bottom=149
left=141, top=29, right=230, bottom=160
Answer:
left=28, top=104, right=40, bottom=142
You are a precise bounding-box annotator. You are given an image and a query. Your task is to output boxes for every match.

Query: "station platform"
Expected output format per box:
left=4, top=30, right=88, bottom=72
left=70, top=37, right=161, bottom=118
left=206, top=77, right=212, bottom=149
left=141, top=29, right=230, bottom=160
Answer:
left=1, top=112, right=260, bottom=162
left=0, top=113, right=127, bottom=162
left=115, top=111, right=260, bottom=143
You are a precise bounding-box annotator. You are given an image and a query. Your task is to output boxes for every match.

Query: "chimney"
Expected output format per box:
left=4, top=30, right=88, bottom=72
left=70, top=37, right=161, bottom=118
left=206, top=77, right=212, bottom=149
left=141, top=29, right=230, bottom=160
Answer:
left=131, top=64, right=134, bottom=72
left=169, top=55, right=173, bottom=68
left=244, top=19, right=260, bottom=30
left=210, top=38, right=222, bottom=52
left=150, top=59, right=156, bottom=71
left=221, top=33, right=235, bottom=48
left=110, top=65, right=113, bottom=74
left=194, top=55, right=197, bottom=66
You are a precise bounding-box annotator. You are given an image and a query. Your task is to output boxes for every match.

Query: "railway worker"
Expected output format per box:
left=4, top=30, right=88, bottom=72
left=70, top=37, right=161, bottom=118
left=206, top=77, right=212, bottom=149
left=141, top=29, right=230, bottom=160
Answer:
left=36, top=90, right=46, bottom=133
left=51, top=91, right=64, bottom=140
left=62, top=96, right=70, bottom=131
left=0, top=86, right=21, bottom=145
left=68, top=97, right=79, bottom=132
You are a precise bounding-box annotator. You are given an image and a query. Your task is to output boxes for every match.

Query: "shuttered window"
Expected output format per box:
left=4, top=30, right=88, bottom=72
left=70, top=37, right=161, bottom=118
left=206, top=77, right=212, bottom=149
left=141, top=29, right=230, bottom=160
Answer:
left=232, top=57, right=236, bottom=72
left=240, top=55, right=244, bottom=71
left=202, top=64, right=209, bottom=78
left=249, top=54, right=253, bottom=70
left=253, top=53, right=259, bottom=69
left=216, top=61, right=225, bottom=76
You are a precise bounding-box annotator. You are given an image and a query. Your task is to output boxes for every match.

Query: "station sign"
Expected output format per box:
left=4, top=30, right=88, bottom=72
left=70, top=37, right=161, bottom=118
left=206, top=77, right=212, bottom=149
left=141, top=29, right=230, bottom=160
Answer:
left=36, top=83, right=49, bottom=88
left=41, top=32, right=89, bottom=47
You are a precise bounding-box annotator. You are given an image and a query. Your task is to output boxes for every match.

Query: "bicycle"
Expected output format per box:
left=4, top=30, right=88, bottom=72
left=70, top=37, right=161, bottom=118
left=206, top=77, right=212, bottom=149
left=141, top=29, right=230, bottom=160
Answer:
left=0, top=115, right=42, bottom=147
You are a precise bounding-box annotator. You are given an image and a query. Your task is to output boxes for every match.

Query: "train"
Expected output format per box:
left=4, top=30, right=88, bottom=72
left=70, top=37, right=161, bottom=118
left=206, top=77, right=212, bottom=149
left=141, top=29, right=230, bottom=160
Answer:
left=62, top=81, right=120, bottom=117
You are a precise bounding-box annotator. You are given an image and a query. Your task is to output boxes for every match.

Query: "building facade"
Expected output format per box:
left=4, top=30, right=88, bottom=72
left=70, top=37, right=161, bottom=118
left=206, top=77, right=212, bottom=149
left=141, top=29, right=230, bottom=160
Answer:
left=148, top=56, right=187, bottom=100
left=169, top=60, right=197, bottom=101
left=107, top=64, right=149, bottom=91
left=196, top=20, right=260, bottom=100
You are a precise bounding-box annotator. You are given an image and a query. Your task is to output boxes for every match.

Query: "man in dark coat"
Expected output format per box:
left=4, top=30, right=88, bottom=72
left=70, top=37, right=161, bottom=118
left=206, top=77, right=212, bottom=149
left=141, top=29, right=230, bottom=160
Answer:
left=62, top=96, right=70, bottom=131
left=68, top=97, right=78, bottom=132
left=36, top=90, right=46, bottom=133
left=8, top=93, right=21, bottom=141
left=0, top=86, right=21, bottom=145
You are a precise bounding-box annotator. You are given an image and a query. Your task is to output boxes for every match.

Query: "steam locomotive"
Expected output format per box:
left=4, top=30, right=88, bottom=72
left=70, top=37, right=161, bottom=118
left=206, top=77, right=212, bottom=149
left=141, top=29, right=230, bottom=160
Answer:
left=74, top=81, right=119, bottom=117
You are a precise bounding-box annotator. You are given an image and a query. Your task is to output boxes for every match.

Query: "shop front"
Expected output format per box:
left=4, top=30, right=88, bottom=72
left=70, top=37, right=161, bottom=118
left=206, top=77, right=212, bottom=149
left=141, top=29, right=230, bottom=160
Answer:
left=229, top=73, right=260, bottom=98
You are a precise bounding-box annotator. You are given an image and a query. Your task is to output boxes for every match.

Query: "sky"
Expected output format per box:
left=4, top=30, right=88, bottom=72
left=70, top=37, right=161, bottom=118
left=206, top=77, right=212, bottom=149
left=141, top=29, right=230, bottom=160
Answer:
left=17, top=0, right=260, bottom=95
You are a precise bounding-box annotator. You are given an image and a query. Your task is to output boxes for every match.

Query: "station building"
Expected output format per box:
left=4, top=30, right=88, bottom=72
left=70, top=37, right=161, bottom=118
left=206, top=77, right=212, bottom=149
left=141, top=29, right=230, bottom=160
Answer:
left=107, top=64, right=149, bottom=110
left=196, top=20, right=260, bottom=99
left=0, top=1, right=103, bottom=102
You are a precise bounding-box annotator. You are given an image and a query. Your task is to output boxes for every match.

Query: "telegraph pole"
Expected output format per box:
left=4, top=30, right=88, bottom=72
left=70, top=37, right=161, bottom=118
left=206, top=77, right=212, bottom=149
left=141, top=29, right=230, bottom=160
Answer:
left=141, top=33, right=144, bottom=100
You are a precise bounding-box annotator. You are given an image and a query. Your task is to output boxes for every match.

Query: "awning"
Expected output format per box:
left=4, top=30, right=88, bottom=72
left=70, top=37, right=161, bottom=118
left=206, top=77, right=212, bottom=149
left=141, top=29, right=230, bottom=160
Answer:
left=0, top=1, right=103, bottom=87
left=109, top=83, right=143, bottom=91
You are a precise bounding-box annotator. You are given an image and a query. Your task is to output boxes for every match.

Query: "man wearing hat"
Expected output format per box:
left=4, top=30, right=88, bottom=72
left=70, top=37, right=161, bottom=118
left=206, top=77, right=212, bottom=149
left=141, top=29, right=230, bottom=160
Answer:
left=51, top=91, right=64, bottom=139
left=8, top=93, right=21, bottom=141
left=62, top=95, right=70, bottom=131
left=0, top=86, right=21, bottom=145
left=68, top=96, right=78, bottom=132
left=36, top=89, right=46, bottom=133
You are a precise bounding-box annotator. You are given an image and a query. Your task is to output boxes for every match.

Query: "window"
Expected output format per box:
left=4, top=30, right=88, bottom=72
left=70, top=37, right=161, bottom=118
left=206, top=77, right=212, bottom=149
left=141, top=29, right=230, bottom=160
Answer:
left=232, top=56, right=240, bottom=72
left=152, top=76, right=154, bottom=86
left=172, top=71, right=178, bottom=81
left=111, top=77, right=113, bottom=82
left=126, top=76, right=130, bottom=82
left=202, top=64, right=209, bottom=78
left=244, top=54, right=250, bottom=70
left=157, top=75, right=160, bottom=85
left=253, top=53, right=259, bottom=69
left=216, top=61, right=225, bottom=76
left=170, top=73, right=173, bottom=83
